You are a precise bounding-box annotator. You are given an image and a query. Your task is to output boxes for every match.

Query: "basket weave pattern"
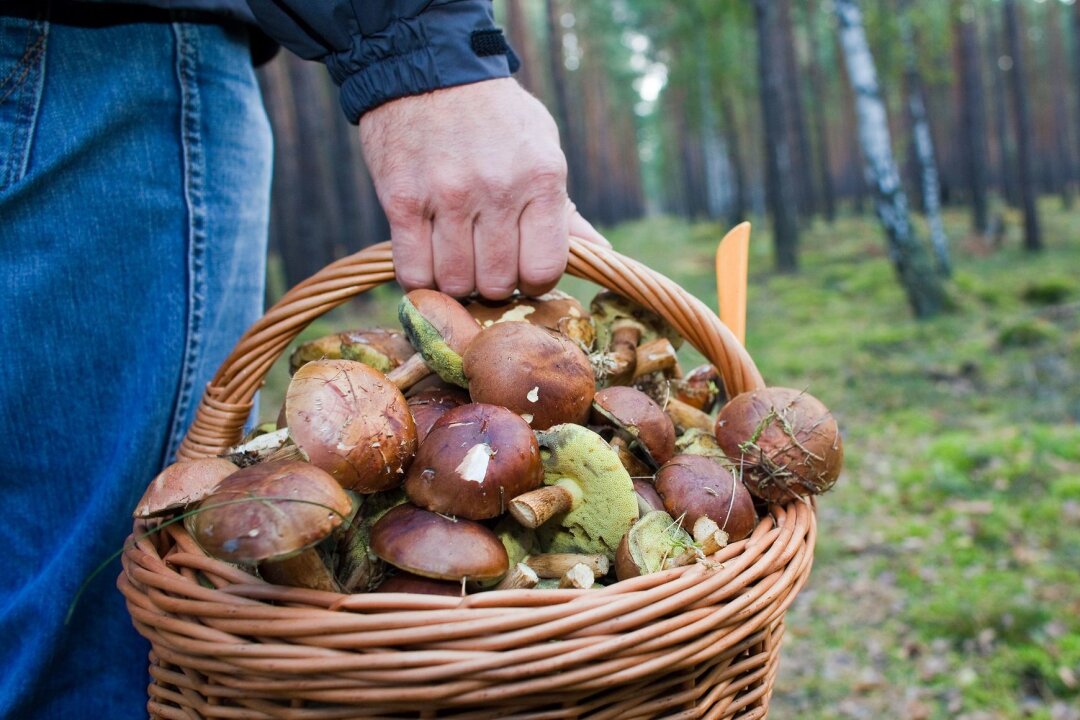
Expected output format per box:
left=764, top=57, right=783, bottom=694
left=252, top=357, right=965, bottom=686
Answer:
left=121, top=239, right=817, bottom=719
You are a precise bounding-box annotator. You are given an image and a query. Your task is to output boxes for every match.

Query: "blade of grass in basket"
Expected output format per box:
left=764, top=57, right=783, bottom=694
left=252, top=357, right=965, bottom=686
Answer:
left=715, top=222, right=751, bottom=346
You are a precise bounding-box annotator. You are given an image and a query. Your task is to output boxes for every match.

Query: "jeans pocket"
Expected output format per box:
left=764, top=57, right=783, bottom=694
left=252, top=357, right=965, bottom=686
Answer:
left=0, top=14, right=48, bottom=193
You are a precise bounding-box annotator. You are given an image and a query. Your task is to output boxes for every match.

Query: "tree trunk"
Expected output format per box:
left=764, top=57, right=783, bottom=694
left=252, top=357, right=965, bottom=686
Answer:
left=1046, top=2, right=1074, bottom=208
left=721, top=89, right=750, bottom=227
left=1074, top=1, right=1080, bottom=192
left=779, top=0, right=816, bottom=220
left=900, top=3, right=950, bottom=276
left=806, top=0, right=836, bottom=223
left=753, top=0, right=799, bottom=272
left=955, top=3, right=991, bottom=236
left=988, top=9, right=1017, bottom=207
left=544, top=0, right=584, bottom=203
left=506, top=0, right=541, bottom=98
left=835, top=0, right=945, bottom=318
left=1003, top=0, right=1042, bottom=251
left=696, top=37, right=726, bottom=220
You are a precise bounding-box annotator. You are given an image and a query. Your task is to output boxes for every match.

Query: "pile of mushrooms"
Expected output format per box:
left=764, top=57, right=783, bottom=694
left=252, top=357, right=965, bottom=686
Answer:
left=135, top=286, right=843, bottom=596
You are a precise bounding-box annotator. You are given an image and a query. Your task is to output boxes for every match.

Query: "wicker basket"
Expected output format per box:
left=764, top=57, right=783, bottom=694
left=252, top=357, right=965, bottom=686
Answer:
left=120, top=238, right=817, bottom=719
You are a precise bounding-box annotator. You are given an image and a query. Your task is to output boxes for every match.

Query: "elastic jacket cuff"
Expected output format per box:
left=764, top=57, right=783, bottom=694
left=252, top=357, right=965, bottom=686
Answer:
left=325, top=0, right=518, bottom=123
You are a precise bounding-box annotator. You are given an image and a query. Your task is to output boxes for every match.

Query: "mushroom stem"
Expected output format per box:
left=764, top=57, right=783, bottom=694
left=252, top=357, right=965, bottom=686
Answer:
left=493, top=562, right=540, bottom=590
left=260, top=548, right=342, bottom=593
left=508, top=484, right=575, bottom=528
left=558, top=563, right=595, bottom=589
left=605, top=322, right=642, bottom=384
left=662, top=517, right=729, bottom=570
left=633, top=337, right=679, bottom=380
left=385, top=352, right=432, bottom=391
left=524, top=553, right=610, bottom=579
left=610, top=435, right=652, bottom=478
left=665, top=397, right=715, bottom=433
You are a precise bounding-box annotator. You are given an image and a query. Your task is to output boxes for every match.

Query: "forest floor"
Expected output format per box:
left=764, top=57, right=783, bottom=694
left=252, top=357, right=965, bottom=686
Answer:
left=261, top=200, right=1080, bottom=719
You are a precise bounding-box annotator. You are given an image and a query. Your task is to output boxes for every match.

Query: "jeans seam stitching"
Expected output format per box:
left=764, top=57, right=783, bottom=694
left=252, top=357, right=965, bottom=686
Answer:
left=164, top=22, right=207, bottom=463
left=1, top=19, right=47, bottom=191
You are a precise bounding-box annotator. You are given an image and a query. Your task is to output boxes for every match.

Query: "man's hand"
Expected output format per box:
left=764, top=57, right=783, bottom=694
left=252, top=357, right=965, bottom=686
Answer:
left=360, top=78, right=608, bottom=300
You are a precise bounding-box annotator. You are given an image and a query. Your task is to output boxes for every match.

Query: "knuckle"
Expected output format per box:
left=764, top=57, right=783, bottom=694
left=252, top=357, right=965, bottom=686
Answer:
left=525, top=155, right=568, bottom=188
left=383, top=187, right=426, bottom=223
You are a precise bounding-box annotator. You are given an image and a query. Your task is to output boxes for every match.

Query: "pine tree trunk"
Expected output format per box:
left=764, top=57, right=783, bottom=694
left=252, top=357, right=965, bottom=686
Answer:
left=900, top=3, right=950, bottom=276
left=1046, top=2, right=1074, bottom=208
left=1003, top=0, right=1043, bottom=251
left=779, top=0, right=816, bottom=220
left=753, top=0, right=799, bottom=272
left=544, top=0, right=583, bottom=204
left=506, top=0, right=541, bottom=97
left=835, top=0, right=946, bottom=318
left=806, top=0, right=837, bottom=223
left=721, top=90, right=750, bottom=227
left=1074, top=1, right=1080, bottom=192
left=696, top=38, right=726, bottom=220
left=956, top=4, right=991, bottom=235
left=988, top=10, right=1017, bottom=207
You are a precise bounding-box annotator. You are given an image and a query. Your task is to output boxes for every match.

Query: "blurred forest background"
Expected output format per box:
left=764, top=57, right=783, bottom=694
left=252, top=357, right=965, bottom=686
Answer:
left=255, top=1, right=1080, bottom=718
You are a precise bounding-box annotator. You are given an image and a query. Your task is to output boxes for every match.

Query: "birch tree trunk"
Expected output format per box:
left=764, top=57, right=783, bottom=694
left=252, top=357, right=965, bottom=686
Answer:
left=900, top=5, right=950, bottom=276
left=753, top=0, right=799, bottom=272
left=835, top=0, right=945, bottom=318
left=1003, top=0, right=1042, bottom=251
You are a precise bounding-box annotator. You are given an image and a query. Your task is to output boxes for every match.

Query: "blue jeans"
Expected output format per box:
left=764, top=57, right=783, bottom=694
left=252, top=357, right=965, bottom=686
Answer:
left=0, top=13, right=271, bottom=719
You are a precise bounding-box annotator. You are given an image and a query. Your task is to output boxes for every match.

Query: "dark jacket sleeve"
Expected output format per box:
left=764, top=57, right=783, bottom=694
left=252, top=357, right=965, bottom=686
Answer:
left=246, top=0, right=518, bottom=123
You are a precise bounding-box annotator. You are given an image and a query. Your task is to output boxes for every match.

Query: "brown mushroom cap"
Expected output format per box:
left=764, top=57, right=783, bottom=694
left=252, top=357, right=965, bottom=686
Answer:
left=375, top=571, right=464, bottom=596
left=714, top=387, right=844, bottom=502
left=185, top=460, right=352, bottom=564
left=654, top=454, right=757, bottom=541
left=462, top=322, right=595, bottom=430
left=285, top=359, right=417, bottom=493
left=404, top=403, right=543, bottom=520
left=591, top=386, right=677, bottom=467
left=134, top=457, right=238, bottom=518
left=370, top=504, right=508, bottom=582
left=672, top=364, right=724, bottom=413
left=466, top=290, right=595, bottom=350
left=406, top=387, right=470, bottom=444
left=398, top=289, right=481, bottom=387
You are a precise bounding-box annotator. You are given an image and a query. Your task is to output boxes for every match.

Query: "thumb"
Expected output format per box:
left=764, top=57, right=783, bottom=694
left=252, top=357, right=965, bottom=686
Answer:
left=567, top=202, right=611, bottom=248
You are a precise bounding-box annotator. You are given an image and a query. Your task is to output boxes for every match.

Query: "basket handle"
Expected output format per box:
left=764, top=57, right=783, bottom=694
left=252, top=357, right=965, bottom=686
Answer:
left=177, top=237, right=765, bottom=461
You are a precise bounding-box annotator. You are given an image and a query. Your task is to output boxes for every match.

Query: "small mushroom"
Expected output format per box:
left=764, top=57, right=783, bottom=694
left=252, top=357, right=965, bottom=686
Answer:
left=396, top=289, right=482, bottom=389
left=462, top=322, right=595, bottom=430
left=713, top=387, right=844, bottom=502
left=184, top=461, right=352, bottom=590
left=403, top=403, right=543, bottom=520
left=406, top=387, right=470, bottom=444
left=289, top=328, right=415, bottom=375
left=370, top=504, right=508, bottom=582
left=509, top=424, right=638, bottom=559
left=334, top=488, right=407, bottom=593
left=614, top=510, right=695, bottom=580
left=632, top=478, right=665, bottom=517
left=590, top=291, right=683, bottom=386
left=632, top=337, right=681, bottom=381
left=285, top=359, right=417, bottom=493
left=591, top=386, right=677, bottom=468
left=654, top=454, right=757, bottom=542
left=671, top=364, right=724, bottom=413
left=134, top=457, right=238, bottom=518
left=664, top=396, right=716, bottom=433
left=466, top=290, right=596, bottom=350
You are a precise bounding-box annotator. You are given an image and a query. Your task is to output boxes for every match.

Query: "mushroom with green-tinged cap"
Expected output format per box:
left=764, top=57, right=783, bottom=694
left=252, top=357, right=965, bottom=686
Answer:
left=462, top=322, right=595, bottom=430
left=591, top=386, right=676, bottom=468
left=509, top=424, right=638, bottom=558
left=590, top=291, right=683, bottom=386
left=614, top=510, right=695, bottom=580
left=184, top=460, right=353, bottom=591
left=133, top=457, right=238, bottom=518
left=465, top=290, right=596, bottom=351
left=404, top=403, right=543, bottom=520
left=289, top=328, right=415, bottom=376
left=285, top=359, right=417, bottom=493
left=397, top=289, right=482, bottom=389
left=370, top=504, right=508, bottom=582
